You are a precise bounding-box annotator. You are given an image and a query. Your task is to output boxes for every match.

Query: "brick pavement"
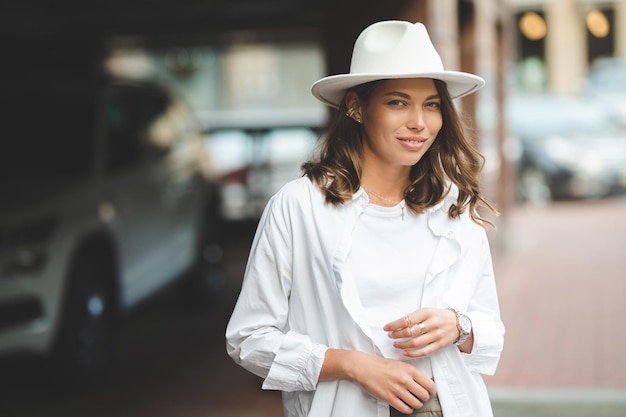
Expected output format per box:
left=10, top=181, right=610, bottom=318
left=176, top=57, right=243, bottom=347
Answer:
left=484, top=196, right=626, bottom=390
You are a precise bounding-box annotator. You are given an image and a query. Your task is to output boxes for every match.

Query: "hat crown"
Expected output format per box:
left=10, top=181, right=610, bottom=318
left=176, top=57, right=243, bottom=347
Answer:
left=310, top=20, right=485, bottom=108
left=350, top=21, right=444, bottom=76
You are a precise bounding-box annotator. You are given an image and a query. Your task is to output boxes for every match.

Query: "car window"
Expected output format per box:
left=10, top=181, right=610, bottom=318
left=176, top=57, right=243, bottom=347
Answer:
left=103, top=84, right=172, bottom=173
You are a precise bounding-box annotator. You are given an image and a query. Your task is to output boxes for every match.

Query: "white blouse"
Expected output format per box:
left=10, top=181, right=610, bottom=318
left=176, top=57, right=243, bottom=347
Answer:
left=226, top=176, right=505, bottom=417
left=348, top=199, right=436, bottom=376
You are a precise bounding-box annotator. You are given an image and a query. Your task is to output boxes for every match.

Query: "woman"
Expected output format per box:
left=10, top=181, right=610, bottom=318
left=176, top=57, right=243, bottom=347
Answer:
left=226, top=20, right=504, bottom=417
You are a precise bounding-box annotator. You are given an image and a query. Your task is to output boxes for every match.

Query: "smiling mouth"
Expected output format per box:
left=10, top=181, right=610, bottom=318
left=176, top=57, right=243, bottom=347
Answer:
left=399, top=138, right=427, bottom=144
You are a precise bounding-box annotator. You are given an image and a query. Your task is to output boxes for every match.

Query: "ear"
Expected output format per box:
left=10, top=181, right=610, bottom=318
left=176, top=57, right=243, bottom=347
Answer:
left=344, top=92, right=362, bottom=123
left=345, top=91, right=358, bottom=109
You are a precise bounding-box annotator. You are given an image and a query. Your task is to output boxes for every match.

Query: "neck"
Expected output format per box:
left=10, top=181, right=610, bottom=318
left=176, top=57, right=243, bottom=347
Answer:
left=361, top=186, right=402, bottom=206
left=360, top=173, right=409, bottom=203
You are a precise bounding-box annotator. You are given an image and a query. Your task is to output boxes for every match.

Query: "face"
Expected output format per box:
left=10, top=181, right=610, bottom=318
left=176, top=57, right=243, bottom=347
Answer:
left=348, top=78, right=443, bottom=172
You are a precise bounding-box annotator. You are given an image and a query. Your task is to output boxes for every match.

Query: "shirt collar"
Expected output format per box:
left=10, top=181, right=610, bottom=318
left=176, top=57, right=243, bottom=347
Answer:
left=351, top=182, right=459, bottom=218
left=427, top=184, right=461, bottom=237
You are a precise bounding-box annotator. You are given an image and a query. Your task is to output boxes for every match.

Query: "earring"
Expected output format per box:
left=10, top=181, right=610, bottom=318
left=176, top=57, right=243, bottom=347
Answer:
left=346, top=108, right=362, bottom=123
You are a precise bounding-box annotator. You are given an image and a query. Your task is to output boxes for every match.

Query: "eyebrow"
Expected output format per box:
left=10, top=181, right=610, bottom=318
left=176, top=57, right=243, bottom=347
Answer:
left=383, top=91, right=441, bottom=100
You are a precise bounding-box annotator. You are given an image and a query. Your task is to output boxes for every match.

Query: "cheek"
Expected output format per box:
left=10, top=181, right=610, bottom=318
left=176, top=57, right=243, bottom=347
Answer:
left=427, top=113, right=443, bottom=135
left=368, top=109, right=393, bottom=127
left=365, top=112, right=395, bottom=137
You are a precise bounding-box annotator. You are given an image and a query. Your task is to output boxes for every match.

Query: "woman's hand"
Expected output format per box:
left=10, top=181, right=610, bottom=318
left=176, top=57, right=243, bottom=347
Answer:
left=384, top=308, right=472, bottom=356
left=320, top=349, right=436, bottom=414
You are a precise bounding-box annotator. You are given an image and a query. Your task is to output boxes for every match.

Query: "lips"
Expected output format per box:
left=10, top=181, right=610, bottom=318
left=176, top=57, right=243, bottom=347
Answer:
left=399, top=138, right=427, bottom=144
left=398, top=136, right=428, bottom=150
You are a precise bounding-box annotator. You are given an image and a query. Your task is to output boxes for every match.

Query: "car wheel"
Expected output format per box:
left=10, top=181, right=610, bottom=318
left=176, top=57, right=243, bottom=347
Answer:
left=518, top=165, right=552, bottom=205
left=53, top=254, right=115, bottom=385
left=178, top=182, right=226, bottom=308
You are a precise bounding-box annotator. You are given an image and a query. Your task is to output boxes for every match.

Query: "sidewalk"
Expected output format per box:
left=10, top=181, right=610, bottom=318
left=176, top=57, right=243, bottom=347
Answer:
left=485, top=196, right=626, bottom=416
left=489, top=387, right=626, bottom=417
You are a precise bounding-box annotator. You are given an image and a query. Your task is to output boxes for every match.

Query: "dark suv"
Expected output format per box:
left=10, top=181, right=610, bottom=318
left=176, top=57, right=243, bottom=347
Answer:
left=0, top=75, right=221, bottom=380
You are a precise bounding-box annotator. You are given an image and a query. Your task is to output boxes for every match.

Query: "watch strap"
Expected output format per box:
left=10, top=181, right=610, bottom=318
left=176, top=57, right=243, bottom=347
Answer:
left=447, top=307, right=471, bottom=346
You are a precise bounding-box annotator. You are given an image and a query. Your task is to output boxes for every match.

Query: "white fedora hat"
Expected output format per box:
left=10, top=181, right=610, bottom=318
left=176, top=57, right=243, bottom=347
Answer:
left=311, top=21, right=485, bottom=108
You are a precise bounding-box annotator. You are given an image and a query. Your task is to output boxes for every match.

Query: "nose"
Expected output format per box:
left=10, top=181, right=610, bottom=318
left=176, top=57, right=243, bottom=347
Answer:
left=406, top=108, right=425, bottom=131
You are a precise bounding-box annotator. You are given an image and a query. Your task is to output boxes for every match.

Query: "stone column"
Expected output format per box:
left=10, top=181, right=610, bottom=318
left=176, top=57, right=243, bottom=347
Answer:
left=474, top=0, right=515, bottom=222
left=545, top=0, right=587, bottom=94
left=428, top=0, right=460, bottom=70
left=615, top=0, right=626, bottom=58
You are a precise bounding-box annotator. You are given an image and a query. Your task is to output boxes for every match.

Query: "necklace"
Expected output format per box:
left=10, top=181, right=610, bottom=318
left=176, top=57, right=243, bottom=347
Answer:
left=361, top=186, right=405, bottom=220
left=362, top=187, right=401, bottom=204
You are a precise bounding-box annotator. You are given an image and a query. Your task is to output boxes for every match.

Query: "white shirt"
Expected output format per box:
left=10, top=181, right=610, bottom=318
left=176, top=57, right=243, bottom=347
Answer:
left=348, top=200, right=436, bottom=376
left=226, top=176, right=505, bottom=417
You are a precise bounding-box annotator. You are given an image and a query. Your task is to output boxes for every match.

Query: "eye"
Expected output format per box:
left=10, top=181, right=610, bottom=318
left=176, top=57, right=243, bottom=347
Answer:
left=425, top=101, right=441, bottom=109
left=386, top=99, right=406, bottom=107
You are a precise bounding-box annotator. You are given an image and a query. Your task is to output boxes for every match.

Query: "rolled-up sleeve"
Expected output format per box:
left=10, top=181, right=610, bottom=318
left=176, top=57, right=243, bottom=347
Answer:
left=462, top=234, right=505, bottom=375
left=225, top=191, right=328, bottom=391
left=262, top=331, right=328, bottom=391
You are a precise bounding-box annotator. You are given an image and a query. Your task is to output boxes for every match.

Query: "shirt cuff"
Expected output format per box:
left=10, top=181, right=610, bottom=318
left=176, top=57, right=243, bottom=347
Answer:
left=262, top=331, right=328, bottom=392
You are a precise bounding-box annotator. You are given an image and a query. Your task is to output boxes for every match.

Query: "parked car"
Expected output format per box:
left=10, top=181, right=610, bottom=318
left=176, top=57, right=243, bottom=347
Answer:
left=506, top=93, right=626, bottom=204
left=0, top=74, right=222, bottom=381
left=585, top=57, right=626, bottom=125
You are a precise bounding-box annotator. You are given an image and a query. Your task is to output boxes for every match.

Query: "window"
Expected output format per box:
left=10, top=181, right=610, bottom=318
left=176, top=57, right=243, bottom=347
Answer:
left=104, top=84, right=172, bottom=173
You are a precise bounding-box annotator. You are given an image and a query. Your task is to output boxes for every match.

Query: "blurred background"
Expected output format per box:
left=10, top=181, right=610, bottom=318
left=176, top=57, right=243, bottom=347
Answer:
left=1, top=1, right=625, bottom=416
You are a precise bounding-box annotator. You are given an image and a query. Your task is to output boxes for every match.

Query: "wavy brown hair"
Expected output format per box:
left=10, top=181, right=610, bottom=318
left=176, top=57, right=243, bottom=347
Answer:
left=301, top=79, right=497, bottom=227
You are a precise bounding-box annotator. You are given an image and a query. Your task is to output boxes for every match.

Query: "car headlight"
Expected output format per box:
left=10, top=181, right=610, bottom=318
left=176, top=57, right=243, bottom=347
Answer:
left=0, top=215, right=57, bottom=278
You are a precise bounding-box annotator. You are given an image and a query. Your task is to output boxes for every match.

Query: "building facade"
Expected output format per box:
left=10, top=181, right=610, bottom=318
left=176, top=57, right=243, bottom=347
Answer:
left=509, top=0, right=626, bottom=94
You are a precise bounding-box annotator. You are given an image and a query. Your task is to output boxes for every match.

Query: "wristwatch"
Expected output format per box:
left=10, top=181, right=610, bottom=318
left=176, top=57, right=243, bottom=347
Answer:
left=448, top=308, right=472, bottom=346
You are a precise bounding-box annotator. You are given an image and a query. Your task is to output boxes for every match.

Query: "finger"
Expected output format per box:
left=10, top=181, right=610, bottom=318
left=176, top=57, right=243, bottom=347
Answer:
left=423, top=378, right=437, bottom=396
left=423, top=384, right=437, bottom=399
left=409, top=372, right=437, bottom=398
left=396, top=380, right=432, bottom=411
left=390, top=400, right=415, bottom=415
left=392, top=332, right=433, bottom=350
left=384, top=310, right=429, bottom=331
left=394, top=325, right=449, bottom=354
left=407, top=381, right=432, bottom=403
left=384, top=315, right=411, bottom=332
left=398, top=392, right=423, bottom=412
left=387, top=328, right=409, bottom=340
left=400, top=338, right=447, bottom=358
left=388, top=320, right=429, bottom=340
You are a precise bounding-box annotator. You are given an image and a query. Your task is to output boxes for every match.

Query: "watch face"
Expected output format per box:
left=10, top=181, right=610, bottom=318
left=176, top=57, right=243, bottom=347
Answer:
left=459, top=315, right=472, bottom=333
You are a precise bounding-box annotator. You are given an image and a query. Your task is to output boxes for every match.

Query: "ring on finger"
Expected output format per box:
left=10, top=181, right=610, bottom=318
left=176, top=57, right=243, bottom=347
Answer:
left=418, top=322, right=427, bottom=335
left=409, top=325, right=415, bottom=337
left=405, top=315, right=412, bottom=327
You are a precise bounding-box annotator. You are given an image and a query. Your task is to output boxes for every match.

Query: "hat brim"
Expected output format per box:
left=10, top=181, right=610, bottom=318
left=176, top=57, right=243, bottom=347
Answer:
left=311, top=71, right=485, bottom=108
